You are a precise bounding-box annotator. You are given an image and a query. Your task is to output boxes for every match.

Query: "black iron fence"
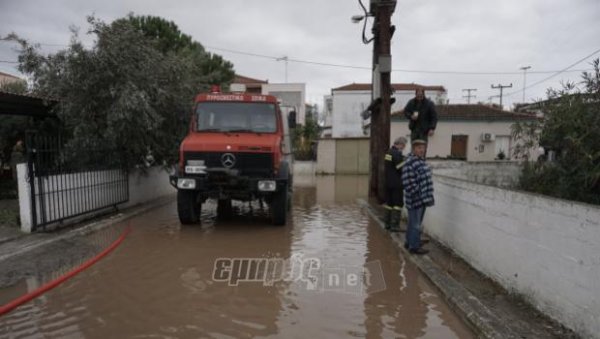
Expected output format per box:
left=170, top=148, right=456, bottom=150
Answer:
left=26, top=133, right=129, bottom=231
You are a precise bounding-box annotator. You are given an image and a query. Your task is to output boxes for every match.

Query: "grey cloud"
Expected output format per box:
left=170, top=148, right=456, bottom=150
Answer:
left=1, top=0, right=598, bottom=107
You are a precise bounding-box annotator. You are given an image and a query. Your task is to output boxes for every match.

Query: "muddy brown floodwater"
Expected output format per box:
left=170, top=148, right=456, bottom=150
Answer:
left=0, top=175, right=475, bottom=339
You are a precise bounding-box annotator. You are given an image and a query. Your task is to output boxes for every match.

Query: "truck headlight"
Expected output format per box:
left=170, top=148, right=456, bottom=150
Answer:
left=177, top=178, right=196, bottom=189
left=258, top=180, right=277, bottom=192
left=185, top=160, right=206, bottom=174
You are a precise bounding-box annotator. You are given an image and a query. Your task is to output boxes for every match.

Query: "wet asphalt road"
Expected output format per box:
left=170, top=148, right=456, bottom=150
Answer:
left=0, top=175, right=474, bottom=338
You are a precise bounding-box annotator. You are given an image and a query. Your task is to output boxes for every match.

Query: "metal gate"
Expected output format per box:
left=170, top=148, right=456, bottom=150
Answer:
left=26, top=133, right=129, bottom=231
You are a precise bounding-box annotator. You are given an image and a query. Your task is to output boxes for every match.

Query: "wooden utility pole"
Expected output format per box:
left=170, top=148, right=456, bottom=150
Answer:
left=491, top=83, right=512, bottom=108
left=369, top=0, right=395, bottom=201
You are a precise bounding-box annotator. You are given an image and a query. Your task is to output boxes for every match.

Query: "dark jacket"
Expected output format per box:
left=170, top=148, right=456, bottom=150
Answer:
left=401, top=154, right=434, bottom=210
left=384, top=146, right=405, bottom=188
left=403, top=98, right=438, bottom=133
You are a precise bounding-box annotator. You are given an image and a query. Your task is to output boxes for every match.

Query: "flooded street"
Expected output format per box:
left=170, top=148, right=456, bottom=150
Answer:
left=0, top=176, right=474, bottom=338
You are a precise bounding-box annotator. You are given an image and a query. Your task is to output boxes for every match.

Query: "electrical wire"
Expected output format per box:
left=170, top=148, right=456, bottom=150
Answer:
left=504, top=46, right=600, bottom=97
left=0, top=40, right=595, bottom=76
left=358, top=0, right=374, bottom=44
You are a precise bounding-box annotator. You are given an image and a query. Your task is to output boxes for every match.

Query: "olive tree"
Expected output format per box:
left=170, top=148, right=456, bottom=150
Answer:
left=7, top=15, right=234, bottom=170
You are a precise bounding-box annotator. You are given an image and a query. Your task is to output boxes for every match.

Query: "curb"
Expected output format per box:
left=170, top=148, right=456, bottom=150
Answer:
left=0, top=195, right=175, bottom=263
left=358, top=198, right=520, bottom=339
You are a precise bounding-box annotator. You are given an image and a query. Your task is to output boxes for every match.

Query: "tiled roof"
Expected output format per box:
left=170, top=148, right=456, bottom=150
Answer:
left=332, top=83, right=446, bottom=92
left=233, top=74, right=268, bottom=85
left=392, top=104, right=537, bottom=121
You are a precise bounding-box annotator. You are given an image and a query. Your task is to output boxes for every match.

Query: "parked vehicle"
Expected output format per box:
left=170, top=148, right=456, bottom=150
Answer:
left=170, top=86, right=295, bottom=225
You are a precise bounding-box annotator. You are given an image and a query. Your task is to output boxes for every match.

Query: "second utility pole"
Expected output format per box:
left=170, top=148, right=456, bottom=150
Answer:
left=369, top=0, right=395, bottom=201
left=491, top=83, right=512, bottom=109
left=462, top=88, right=477, bottom=104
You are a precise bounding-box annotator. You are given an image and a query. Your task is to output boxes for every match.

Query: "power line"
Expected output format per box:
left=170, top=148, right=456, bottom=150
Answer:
left=505, top=47, right=600, bottom=97
left=1, top=39, right=596, bottom=76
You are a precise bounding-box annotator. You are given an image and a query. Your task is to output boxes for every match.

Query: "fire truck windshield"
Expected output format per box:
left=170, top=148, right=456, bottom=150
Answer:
left=196, top=102, right=277, bottom=133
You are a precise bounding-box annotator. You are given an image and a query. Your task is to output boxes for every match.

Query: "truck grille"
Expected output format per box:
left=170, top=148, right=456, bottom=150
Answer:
left=184, top=152, right=274, bottom=177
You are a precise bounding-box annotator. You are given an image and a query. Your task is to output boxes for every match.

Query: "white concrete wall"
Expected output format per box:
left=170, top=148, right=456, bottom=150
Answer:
left=316, top=139, right=336, bottom=174
left=125, top=167, right=176, bottom=208
left=428, top=160, right=522, bottom=188
left=17, top=165, right=175, bottom=232
left=293, top=161, right=316, bottom=176
left=424, top=174, right=600, bottom=338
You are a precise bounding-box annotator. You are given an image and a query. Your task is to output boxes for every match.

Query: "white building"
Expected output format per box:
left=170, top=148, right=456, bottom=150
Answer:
left=316, top=104, right=539, bottom=174
left=230, top=74, right=307, bottom=125
left=0, top=71, right=24, bottom=87
left=328, top=83, right=447, bottom=138
left=391, top=104, right=538, bottom=161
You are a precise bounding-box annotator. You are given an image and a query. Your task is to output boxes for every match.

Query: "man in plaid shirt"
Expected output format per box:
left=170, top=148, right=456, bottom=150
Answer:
left=401, top=139, right=435, bottom=255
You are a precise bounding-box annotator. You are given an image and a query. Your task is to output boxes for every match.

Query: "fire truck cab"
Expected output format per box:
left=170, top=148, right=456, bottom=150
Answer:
left=170, top=86, right=294, bottom=225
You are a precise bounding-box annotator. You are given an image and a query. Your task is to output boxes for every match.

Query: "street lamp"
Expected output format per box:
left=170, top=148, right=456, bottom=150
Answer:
left=520, top=66, right=531, bottom=103
left=351, top=15, right=366, bottom=23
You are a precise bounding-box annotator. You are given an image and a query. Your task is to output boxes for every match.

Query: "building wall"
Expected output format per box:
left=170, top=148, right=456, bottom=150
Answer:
left=391, top=120, right=519, bottom=161
left=315, top=138, right=369, bottom=174
left=0, top=72, right=22, bottom=86
left=262, top=83, right=306, bottom=125
left=331, top=89, right=446, bottom=138
left=425, top=174, right=600, bottom=339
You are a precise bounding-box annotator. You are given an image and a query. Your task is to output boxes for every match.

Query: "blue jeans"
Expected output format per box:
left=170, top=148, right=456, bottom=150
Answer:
left=406, top=207, right=424, bottom=250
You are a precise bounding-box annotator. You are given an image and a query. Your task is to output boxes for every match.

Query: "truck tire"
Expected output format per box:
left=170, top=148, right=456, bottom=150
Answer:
left=271, top=184, right=288, bottom=226
left=217, top=199, right=233, bottom=220
left=178, top=190, right=201, bottom=224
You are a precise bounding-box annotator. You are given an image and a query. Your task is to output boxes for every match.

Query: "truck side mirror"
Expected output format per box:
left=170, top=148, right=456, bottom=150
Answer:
left=288, top=111, right=297, bottom=129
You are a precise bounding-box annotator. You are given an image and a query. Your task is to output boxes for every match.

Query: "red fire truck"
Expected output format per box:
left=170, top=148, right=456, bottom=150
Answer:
left=170, top=86, right=294, bottom=225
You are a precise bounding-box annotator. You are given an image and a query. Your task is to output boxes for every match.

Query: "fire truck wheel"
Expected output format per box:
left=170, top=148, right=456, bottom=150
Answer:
left=217, top=199, right=233, bottom=219
left=271, top=184, right=288, bottom=226
left=178, top=190, right=201, bottom=224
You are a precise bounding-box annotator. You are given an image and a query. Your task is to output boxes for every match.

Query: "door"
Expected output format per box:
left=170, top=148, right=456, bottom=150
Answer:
left=495, top=136, right=511, bottom=159
left=451, top=135, right=468, bottom=159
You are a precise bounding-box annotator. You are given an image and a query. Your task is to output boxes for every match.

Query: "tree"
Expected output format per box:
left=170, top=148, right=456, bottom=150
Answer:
left=123, top=15, right=234, bottom=91
left=6, top=15, right=235, bottom=170
left=511, top=59, right=600, bottom=204
left=293, top=113, right=321, bottom=161
left=0, top=81, right=28, bottom=171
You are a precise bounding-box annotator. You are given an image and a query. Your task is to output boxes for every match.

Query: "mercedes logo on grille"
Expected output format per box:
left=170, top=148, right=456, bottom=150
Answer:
left=221, top=153, right=236, bottom=168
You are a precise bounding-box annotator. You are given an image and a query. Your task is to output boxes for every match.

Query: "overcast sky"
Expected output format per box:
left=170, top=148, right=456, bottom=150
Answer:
left=1, top=0, right=599, bottom=109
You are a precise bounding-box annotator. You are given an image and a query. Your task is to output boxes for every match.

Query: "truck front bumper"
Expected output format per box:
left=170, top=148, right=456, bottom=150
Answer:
left=169, top=168, right=286, bottom=198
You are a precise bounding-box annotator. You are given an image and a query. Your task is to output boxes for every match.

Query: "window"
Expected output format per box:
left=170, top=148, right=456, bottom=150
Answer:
left=196, top=102, right=277, bottom=133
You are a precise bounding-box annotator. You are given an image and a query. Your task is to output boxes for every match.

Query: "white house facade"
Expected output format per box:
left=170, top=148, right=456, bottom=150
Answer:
left=329, top=83, right=446, bottom=138
left=391, top=104, right=539, bottom=161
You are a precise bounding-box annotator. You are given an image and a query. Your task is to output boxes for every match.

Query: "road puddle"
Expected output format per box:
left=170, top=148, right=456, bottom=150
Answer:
left=0, top=175, right=474, bottom=338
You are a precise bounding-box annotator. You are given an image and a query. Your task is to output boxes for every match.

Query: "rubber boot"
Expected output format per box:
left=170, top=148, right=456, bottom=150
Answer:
left=384, top=209, right=392, bottom=230
left=389, top=210, right=401, bottom=232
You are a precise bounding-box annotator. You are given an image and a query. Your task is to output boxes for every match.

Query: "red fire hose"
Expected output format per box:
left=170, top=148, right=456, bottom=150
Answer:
left=0, top=223, right=132, bottom=317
